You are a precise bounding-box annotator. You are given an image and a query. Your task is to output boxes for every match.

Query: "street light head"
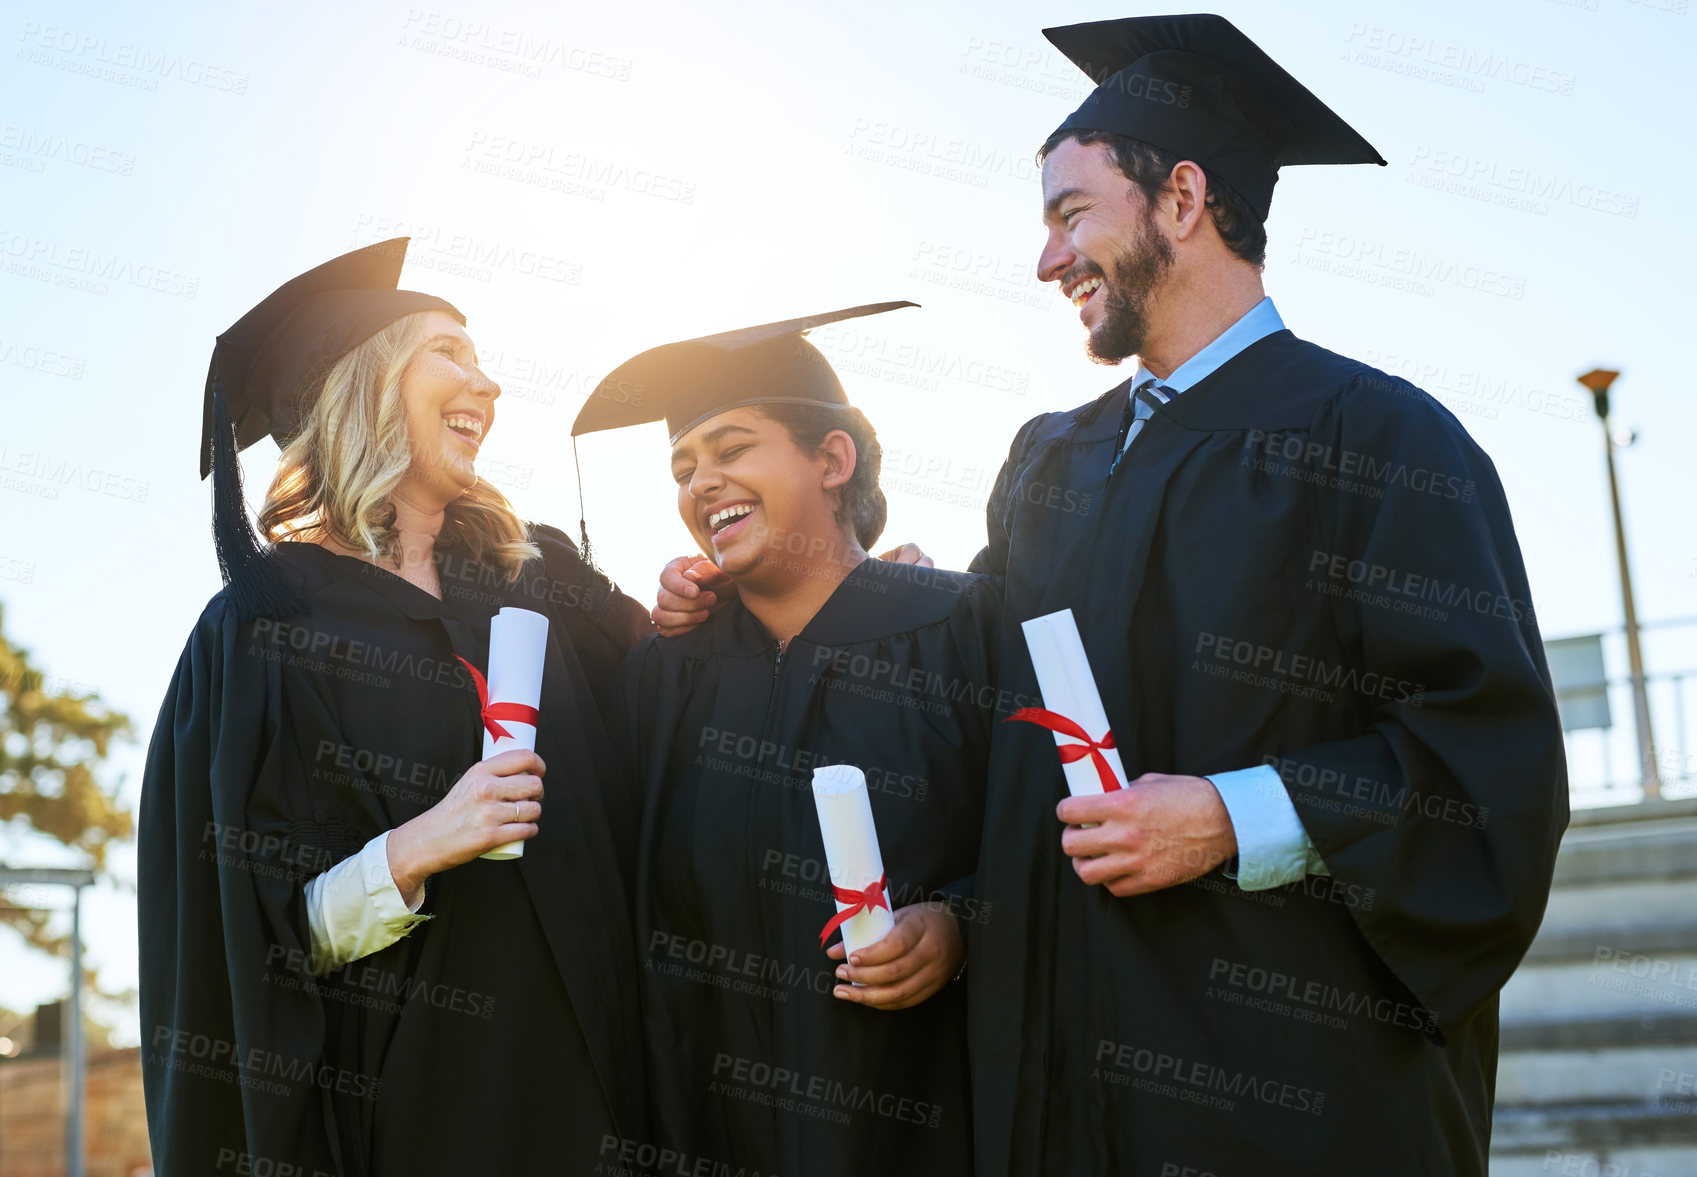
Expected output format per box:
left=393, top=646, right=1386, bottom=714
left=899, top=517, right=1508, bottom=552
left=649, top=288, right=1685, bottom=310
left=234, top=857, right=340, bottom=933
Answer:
left=1578, top=367, right=1620, bottom=421
left=1577, top=368, right=1619, bottom=394
left=1611, top=425, right=1639, bottom=449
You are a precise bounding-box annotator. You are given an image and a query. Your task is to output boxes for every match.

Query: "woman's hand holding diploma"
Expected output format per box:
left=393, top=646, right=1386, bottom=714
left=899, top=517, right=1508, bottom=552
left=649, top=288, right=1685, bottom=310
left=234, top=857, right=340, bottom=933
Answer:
left=828, top=903, right=964, bottom=1010
left=386, top=749, right=546, bottom=903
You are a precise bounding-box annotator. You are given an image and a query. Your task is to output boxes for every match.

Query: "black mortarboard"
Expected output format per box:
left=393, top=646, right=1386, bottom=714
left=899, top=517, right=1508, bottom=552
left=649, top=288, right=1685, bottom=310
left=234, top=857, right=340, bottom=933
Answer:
left=571, top=301, right=918, bottom=444
left=1043, top=14, right=1385, bottom=222
left=567, top=302, right=915, bottom=566
left=200, top=239, right=463, bottom=619
left=201, top=238, right=463, bottom=478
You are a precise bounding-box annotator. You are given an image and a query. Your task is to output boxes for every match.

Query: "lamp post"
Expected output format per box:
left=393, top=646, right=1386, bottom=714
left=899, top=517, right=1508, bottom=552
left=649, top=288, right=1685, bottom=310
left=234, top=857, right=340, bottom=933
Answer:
left=0, top=866, right=94, bottom=1177
left=1577, top=367, right=1660, bottom=801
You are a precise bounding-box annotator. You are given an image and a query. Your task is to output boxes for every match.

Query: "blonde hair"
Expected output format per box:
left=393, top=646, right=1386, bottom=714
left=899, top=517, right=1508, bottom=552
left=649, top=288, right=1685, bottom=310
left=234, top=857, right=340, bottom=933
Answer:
left=257, top=311, right=538, bottom=579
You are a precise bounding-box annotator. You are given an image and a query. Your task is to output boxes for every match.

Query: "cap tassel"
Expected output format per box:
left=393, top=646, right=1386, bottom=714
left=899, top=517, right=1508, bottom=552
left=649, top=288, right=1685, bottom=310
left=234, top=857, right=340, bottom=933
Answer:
left=210, top=382, right=307, bottom=621
left=571, top=435, right=596, bottom=570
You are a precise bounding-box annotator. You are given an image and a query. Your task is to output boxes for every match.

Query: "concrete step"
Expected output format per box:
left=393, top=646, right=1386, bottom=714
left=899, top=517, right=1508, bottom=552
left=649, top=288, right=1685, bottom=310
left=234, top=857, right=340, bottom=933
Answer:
left=1499, top=953, right=1697, bottom=1025
left=1529, top=864, right=1697, bottom=954
left=1548, top=817, right=1697, bottom=888
left=1502, top=1012, right=1697, bottom=1052
left=1526, top=888, right=1697, bottom=965
left=1490, top=799, right=1697, bottom=1175
left=1503, top=801, right=1697, bottom=1024
left=1492, top=1153, right=1697, bottom=1177
left=1497, top=1043, right=1694, bottom=1105
left=1491, top=1101, right=1697, bottom=1157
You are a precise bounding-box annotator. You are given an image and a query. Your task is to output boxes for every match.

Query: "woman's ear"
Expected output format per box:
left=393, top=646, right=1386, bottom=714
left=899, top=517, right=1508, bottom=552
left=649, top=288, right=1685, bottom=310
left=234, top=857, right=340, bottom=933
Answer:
left=819, top=430, right=858, bottom=491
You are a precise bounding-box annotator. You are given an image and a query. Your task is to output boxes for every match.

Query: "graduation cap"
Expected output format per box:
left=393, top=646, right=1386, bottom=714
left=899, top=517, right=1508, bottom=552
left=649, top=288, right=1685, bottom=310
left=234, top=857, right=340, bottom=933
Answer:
left=201, top=238, right=464, bottom=619
left=568, top=301, right=916, bottom=563
left=571, top=301, right=918, bottom=444
left=1043, top=14, right=1385, bottom=222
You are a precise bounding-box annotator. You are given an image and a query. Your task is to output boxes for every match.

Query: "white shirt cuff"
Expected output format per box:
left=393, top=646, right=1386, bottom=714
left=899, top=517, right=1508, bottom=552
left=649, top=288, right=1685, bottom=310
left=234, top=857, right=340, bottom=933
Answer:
left=303, top=830, right=430, bottom=973
left=1207, top=765, right=1329, bottom=891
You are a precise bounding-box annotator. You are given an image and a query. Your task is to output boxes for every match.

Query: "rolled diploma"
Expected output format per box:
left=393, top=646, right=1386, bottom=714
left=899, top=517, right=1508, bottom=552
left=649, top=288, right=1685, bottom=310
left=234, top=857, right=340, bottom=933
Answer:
left=810, top=764, right=896, bottom=962
left=479, top=606, right=549, bottom=860
left=1020, top=609, right=1129, bottom=796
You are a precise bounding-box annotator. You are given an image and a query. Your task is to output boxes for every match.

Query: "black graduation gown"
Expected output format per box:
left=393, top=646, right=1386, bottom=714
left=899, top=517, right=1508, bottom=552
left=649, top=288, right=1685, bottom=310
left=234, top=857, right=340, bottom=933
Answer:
left=620, top=558, right=997, bottom=1177
left=138, top=525, right=647, bottom=1177
left=965, top=330, right=1569, bottom=1177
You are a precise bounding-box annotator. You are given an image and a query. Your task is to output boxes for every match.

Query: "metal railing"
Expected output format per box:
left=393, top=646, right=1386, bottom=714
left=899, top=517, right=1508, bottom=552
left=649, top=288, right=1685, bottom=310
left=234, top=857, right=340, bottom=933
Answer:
left=1555, top=617, right=1697, bottom=808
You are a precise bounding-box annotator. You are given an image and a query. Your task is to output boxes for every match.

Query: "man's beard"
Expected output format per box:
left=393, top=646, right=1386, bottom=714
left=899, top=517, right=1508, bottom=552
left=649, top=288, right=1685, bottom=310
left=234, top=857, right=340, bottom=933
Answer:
left=1085, top=213, right=1175, bottom=365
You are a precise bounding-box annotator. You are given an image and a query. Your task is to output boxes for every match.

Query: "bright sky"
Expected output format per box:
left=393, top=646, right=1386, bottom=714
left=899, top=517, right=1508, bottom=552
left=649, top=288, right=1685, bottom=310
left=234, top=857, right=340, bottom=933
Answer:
left=1, top=0, right=1692, bottom=1041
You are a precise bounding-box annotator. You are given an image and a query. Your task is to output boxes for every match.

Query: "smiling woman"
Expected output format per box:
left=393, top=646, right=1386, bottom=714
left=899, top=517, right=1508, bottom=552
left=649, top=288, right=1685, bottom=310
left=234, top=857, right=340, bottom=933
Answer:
left=257, top=308, right=536, bottom=585
left=575, top=303, right=996, bottom=1177
left=138, top=239, right=652, bottom=1177
left=669, top=401, right=885, bottom=594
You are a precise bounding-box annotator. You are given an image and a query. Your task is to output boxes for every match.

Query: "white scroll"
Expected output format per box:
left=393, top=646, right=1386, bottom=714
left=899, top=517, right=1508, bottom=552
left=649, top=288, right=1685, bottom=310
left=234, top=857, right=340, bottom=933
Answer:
left=1018, top=609, right=1129, bottom=796
left=810, top=764, right=896, bottom=961
left=478, top=606, right=549, bottom=860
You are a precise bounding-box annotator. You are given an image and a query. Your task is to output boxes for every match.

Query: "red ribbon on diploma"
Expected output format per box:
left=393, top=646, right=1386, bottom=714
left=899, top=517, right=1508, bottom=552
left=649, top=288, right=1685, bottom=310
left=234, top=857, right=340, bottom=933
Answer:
left=818, top=874, right=891, bottom=947
left=455, top=655, right=540, bottom=742
left=1006, top=707, right=1122, bottom=792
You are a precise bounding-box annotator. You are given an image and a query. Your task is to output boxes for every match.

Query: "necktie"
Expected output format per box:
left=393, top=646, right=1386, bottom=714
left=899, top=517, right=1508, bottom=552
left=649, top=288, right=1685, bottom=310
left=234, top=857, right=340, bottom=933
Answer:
left=1108, top=380, right=1174, bottom=477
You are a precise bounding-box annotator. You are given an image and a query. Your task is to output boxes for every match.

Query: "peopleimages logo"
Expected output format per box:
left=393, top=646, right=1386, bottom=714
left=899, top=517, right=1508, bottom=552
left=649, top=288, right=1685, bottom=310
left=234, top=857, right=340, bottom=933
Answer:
left=0, top=446, right=150, bottom=502
left=1093, top=1038, right=1327, bottom=1116
left=1241, top=429, right=1476, bottom=504
left=0, top=231, right=199, bottom=298
left=352, top=215, right=582, bottom=285
left=1206, top=957, right=1439, bottom=1035
left=1194, top=631, right=1425, bottom=707
left=710, top=1052, right=944, bottom=1129
left=1306, top=549, right=1535, bottom=625
left=1095, top=70, right=1193, bottom=106
left=0, top=124, right=136, bottom=175
left=16, top=21, right=251, bottom=93
left=398, top=10, right=634, bottom=80
left=149, top=1025, right=381, bottom=1101
left=695, top=725, right=930, bottom=801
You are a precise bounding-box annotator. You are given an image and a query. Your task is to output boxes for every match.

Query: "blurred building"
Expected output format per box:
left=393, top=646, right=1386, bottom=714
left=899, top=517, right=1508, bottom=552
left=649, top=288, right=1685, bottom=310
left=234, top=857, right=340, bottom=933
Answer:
left=0, top=1004, right=150, bottom=1177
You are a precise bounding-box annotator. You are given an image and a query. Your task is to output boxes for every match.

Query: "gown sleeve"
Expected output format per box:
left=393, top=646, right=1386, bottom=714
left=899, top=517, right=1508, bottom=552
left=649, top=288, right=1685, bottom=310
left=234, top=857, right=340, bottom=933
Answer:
left=138, top=599, right=355, bottom=1175
left=929, top=576, right=1003, bottom=919
left=968, top=416, right=1043, bottom=579
left=1267, top=377, right=1569, bottom=1038
left=608, top=635, right=665, bottom=783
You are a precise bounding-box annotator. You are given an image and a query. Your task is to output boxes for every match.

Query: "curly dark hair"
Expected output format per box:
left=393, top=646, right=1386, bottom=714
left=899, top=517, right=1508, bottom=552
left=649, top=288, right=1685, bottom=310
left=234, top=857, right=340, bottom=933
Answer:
left=1038, top=128, right=1267, bottom=269
left=755, top=401, right=888, bottom=551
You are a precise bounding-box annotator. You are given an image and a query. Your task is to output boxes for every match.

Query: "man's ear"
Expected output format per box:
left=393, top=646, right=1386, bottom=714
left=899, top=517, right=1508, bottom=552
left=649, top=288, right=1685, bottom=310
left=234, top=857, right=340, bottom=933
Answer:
left=819, top=430, right=858, bottom=491
left=1166, top=159, right=1209, bottom=242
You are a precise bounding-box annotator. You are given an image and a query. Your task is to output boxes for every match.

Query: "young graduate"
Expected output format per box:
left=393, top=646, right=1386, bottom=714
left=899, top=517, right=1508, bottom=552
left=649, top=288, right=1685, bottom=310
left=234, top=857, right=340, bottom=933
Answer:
left=139, top=240, right=651, bottom=1176
left=573, top=304, right=991, bottom=1177
left=656, top=16, right=1569, bottom=1176
left=963, top=17, right=1569, bottom=1176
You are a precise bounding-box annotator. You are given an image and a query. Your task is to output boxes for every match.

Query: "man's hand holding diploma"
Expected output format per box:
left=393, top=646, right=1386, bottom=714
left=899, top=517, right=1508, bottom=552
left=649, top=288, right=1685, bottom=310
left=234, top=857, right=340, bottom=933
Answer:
left=1057, top=773, right=1237, bottom=898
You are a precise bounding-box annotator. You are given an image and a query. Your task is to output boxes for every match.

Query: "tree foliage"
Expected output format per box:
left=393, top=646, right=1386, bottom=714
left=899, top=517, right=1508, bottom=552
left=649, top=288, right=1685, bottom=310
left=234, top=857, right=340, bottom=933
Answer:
left=0, top=602, right=132, bottom=958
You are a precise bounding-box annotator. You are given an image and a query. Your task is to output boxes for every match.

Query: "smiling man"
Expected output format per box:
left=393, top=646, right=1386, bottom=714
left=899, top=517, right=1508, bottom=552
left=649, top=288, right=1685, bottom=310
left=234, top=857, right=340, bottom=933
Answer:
left=960, top=14, right=1569, bottom=1177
